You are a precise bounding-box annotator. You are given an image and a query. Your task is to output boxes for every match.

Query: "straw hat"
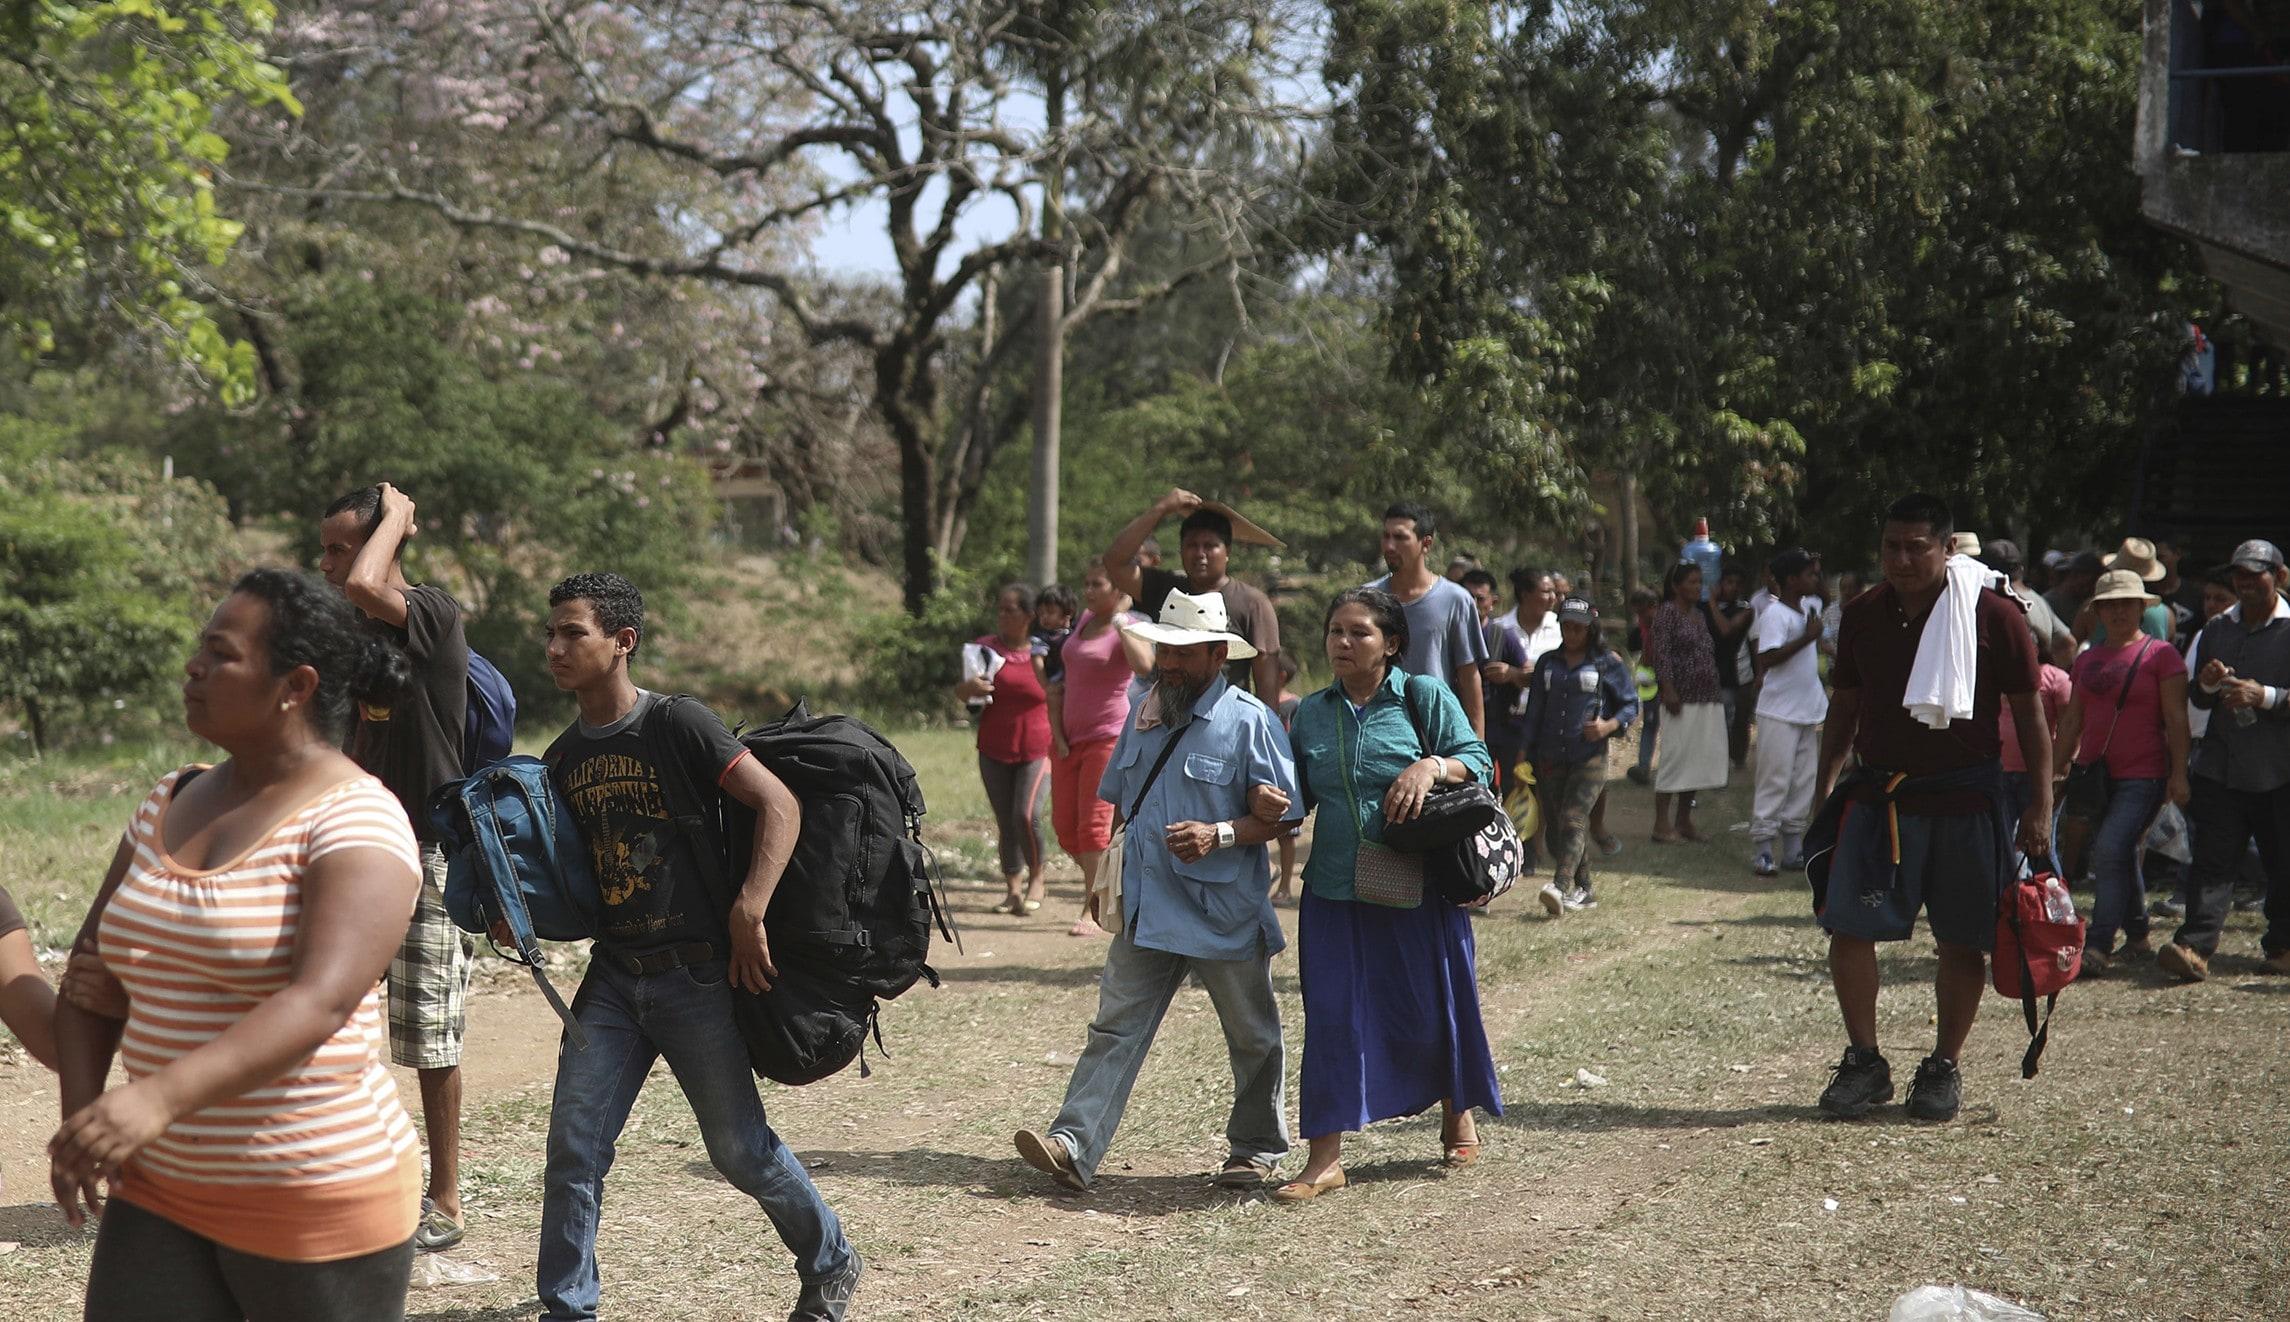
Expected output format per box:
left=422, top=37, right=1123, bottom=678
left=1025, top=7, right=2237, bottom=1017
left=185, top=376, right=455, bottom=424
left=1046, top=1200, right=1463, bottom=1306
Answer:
left=2102, top=537, right=2166, bottom=582
left=2087, top=569, right=2159, bottom=606
left=1121, top=590, right=1258, bottom=658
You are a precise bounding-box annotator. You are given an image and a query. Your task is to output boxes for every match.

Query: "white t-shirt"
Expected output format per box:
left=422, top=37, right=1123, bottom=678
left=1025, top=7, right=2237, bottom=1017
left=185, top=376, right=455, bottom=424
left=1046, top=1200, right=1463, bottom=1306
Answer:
left=1755, top=594, right=1828, bottom=725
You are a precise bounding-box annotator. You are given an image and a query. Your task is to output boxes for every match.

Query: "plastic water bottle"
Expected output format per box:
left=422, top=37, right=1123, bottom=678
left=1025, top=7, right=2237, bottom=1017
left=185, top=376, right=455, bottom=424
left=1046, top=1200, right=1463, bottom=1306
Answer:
left=2041, top=876, right=2076, bottom=924
left=1682, top=517, right=1723, bottom=601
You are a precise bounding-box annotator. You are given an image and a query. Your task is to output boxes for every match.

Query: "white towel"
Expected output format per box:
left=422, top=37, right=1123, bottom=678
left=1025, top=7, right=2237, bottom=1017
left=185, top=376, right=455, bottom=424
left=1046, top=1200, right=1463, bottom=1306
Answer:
left=1902, top=554, right=1988, bottom=729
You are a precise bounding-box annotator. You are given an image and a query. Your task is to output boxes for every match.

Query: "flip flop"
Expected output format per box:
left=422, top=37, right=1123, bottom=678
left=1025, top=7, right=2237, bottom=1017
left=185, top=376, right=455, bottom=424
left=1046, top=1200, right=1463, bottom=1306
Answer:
left=1067, top=919, right=1108, bottom=938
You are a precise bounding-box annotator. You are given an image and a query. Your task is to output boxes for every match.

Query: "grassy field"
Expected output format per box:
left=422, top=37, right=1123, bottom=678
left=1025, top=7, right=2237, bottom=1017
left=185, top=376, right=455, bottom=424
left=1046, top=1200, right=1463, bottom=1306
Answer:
left=2, top=732, right=2285, bottom=1320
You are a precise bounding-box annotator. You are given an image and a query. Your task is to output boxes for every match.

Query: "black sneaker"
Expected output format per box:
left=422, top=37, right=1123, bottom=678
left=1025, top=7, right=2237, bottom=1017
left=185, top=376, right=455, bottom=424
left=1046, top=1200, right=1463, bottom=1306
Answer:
left=790, top=1250, right=863, bottom=1322
left=1904, top=1056, right=1962, bottom=1123
left=1817, top=1046, right=1894, bottom=1118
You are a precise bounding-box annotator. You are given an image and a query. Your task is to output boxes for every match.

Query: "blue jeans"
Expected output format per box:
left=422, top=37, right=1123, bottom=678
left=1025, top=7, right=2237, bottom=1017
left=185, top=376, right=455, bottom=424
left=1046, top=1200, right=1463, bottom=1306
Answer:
left=1635, top=702, right=1659, bottom=773
left=538, top=956, right=850, bottom=1320
left=2000, top=771, right=2064, bottom=876
left=1047, top=927, right=1287, bottom=1184
left=2086, top=776, right=2165, bottom=952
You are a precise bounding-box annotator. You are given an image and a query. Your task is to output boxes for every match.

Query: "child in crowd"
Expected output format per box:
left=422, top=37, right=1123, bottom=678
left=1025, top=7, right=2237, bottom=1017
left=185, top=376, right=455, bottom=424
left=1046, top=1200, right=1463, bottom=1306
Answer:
left=1031, top=583, right=1078, bottom=686
left=1524, top=598, right=1639, bottom=917
left=1624, top=587, right=1661, bottom=786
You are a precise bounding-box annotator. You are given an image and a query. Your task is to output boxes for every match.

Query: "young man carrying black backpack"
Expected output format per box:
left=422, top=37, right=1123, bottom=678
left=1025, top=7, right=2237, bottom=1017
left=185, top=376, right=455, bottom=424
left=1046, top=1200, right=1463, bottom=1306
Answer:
left=319, top=481, right=475, bottom=1254
left=536, top=572, right=860, bottom=1322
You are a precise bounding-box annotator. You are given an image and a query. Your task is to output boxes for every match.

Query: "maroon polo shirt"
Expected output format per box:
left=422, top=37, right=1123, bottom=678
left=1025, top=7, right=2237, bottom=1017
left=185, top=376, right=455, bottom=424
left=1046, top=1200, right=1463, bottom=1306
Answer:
left=1833, top=581, right=2038, bottom=775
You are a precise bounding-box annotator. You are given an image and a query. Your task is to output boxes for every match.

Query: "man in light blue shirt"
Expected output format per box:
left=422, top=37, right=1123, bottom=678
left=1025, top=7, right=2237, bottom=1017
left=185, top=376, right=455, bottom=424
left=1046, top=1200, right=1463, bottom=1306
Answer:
left=1015, top=591, right=1302, bottom=1192
left=1368, top=502, right=1490, bottom=738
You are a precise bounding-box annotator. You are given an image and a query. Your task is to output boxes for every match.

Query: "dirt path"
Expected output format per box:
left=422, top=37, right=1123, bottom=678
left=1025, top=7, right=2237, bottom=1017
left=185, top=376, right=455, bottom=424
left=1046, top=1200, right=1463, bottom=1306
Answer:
left=6, top=778, right=2287, bottom=1320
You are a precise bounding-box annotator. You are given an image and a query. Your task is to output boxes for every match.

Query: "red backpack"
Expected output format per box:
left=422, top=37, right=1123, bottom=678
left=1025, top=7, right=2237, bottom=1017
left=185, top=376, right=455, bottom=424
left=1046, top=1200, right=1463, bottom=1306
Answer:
left=1992, top=869, right=2084, bottom=1078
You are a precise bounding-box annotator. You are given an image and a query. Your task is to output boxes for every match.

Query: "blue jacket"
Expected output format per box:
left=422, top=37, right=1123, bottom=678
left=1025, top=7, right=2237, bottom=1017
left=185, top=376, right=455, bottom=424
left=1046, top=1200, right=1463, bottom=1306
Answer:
left=1520, top=647, right=1639, bottom=766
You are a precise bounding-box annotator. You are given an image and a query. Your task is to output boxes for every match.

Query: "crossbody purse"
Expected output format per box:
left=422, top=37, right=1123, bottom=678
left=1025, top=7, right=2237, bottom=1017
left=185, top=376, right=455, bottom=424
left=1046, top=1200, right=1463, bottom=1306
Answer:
left=2060, top=638, right=2156, bottom=826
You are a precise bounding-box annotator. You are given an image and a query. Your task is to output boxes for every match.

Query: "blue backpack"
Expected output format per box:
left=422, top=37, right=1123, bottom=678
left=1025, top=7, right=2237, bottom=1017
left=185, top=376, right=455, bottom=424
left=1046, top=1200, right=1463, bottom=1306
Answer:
left=429, top=756, right=597, bottom=1046
left=463, top=651, right=517, bottom=773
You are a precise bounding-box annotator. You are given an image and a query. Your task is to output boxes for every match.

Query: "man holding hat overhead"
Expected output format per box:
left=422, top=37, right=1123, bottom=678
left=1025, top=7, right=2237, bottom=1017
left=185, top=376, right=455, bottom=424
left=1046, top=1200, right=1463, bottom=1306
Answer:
left=2160, top=539, right=2290, bottom=981
left=1105, top=489, right=1285, bottom=702
left=1016, top=590, right=1304, bottom=1190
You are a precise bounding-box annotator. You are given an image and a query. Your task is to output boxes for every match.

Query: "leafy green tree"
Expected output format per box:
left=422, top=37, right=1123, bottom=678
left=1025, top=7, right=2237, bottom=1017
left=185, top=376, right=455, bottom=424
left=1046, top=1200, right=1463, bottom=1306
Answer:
left=1317, top=0, right=2208, bottom=567
left=0, top=0, right=296, bottom=399
left=163, top=278, right=715, bottom=708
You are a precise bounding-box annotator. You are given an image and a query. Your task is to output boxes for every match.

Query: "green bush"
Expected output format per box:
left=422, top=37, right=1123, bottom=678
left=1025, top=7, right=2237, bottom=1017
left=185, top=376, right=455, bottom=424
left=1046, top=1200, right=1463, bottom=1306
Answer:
left=0, top=426, right=242, bottom=752
left=853, top=559, right=996, bottom=723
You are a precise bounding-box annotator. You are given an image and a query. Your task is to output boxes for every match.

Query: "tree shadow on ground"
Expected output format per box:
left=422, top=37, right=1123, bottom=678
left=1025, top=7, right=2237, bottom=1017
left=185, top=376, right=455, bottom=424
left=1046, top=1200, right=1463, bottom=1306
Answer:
left=410, top=1304, right=540, bottom=1322
left=793, top=1147, right=1290, bottom=1219
left=0, top=1202, right=88, bottom=1248
left=1723, top=952, right=1942, bottom=984
left=1671, top=912, right=1820, bottom=930
left=1488, top=1099, right=2002, bottom=1132
left=933, top=963, right=1107, bottom=989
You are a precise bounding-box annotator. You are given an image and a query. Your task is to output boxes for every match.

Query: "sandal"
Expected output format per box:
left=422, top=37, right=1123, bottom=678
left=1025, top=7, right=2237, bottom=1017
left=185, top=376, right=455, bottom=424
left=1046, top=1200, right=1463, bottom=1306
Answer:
left=1650, top=831, right=1681, bottom=845
left=1269, top=1167, right=1346, bottom=1202
left=1067, top=919, right=1108, bottom=938
left=1441, top=1112, right=1481, bottom=1168
left=997, top=895, right=1025, bottom=915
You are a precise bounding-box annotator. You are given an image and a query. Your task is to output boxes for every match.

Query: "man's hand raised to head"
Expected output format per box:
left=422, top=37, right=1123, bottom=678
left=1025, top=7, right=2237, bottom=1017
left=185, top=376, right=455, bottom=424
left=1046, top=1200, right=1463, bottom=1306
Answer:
left=376, top=482, right=418, bottom=540
left=1158, top=488, right=1203, bottom=519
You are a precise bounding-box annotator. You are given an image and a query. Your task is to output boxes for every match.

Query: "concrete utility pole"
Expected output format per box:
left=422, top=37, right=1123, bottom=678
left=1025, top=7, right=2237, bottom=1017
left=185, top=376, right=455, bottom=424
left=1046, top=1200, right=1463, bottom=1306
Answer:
left=1025, top=67, right=1069, bottom=588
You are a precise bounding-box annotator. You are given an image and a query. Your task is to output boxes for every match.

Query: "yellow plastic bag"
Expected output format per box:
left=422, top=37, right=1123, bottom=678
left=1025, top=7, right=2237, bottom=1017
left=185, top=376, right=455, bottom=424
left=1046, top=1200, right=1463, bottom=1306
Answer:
left=1504, top=760, right=1541, bottom=841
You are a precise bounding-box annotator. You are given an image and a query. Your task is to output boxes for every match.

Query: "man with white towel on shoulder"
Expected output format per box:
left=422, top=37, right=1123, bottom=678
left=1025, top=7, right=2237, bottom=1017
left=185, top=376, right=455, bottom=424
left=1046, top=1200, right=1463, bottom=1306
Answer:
left=1802, top=494, right=2052, bottom=1124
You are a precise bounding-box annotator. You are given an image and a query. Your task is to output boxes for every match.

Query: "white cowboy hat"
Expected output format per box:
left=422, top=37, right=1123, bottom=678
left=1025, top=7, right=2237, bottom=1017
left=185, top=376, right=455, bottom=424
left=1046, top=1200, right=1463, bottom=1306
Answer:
left=1121, top=590, right=1258, bottom=659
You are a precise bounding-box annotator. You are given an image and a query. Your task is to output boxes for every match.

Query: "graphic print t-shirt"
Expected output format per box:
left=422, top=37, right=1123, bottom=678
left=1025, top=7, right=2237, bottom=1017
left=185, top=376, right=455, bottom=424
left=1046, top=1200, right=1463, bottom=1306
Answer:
left=547, top=692, right=749, bottom=954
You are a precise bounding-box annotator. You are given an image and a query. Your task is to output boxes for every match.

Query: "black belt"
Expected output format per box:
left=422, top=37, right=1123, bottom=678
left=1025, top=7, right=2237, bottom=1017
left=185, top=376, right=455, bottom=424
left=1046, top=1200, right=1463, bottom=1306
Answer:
left=608, top=941, right=716, bottom=976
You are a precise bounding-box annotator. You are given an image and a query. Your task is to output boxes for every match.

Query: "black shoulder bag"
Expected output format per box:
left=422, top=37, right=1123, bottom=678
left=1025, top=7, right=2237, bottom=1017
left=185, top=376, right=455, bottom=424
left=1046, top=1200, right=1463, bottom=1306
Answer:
left=1380, top=676, right=1526, bottom=905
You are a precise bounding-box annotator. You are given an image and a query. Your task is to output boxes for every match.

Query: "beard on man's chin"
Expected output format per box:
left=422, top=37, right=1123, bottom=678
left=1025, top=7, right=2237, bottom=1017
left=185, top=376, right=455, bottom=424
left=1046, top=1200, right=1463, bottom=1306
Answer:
left=1153, top=673, right=1207, bottom=726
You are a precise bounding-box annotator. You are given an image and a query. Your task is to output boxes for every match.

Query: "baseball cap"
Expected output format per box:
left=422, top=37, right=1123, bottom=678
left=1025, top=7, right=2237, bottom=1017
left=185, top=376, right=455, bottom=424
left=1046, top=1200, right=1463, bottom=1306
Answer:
left=1981, top=538, right=2024, bottom=574
left=2230, top=539, right=2285, bottom=573
left=1556, top=596, right=1597, bottom=625
left=1769, top=547, right=1819, bottom=580
left=2041, top=550, right=2073, bottom=571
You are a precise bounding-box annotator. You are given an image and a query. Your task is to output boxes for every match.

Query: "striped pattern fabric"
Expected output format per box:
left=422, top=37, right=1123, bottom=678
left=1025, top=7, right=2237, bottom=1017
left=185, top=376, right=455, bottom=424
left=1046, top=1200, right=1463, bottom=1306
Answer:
left=98, top=767, right=425, bottom=1262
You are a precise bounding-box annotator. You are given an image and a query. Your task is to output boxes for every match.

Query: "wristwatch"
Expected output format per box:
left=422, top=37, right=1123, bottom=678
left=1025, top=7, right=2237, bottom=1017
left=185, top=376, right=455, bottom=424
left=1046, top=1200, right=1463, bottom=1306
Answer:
left=1215, top=821, right=1237, bottom=851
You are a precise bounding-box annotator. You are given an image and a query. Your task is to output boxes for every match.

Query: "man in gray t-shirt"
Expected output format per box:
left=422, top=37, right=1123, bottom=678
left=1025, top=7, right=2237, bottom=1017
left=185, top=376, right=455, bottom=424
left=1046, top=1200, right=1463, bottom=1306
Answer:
left=1367, top=501, right=1490, bottom=736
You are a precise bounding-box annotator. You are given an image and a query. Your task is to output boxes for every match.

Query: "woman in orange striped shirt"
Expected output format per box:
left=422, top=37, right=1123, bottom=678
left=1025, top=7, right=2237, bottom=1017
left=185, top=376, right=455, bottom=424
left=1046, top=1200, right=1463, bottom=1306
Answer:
left=50, top=568, right=426, bottom=1321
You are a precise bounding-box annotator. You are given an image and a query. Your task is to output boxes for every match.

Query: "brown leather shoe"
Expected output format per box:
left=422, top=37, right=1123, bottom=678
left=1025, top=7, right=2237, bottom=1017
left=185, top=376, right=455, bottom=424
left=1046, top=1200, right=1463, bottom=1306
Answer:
left=2156, top=941, right=2210, bottom=983
left=2261, top=950, right=2290, bottom=977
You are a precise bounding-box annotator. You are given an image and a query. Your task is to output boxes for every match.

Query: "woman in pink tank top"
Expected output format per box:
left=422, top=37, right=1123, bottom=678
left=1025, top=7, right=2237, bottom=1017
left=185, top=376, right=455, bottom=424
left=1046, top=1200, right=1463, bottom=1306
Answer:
left=1049, top=564, right=1155, bottom=936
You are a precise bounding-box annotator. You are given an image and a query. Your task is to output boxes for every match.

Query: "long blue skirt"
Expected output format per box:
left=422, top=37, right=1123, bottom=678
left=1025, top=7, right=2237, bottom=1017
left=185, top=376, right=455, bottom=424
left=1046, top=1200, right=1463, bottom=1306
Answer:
left=1297, top=887, right=1503, bottom=1138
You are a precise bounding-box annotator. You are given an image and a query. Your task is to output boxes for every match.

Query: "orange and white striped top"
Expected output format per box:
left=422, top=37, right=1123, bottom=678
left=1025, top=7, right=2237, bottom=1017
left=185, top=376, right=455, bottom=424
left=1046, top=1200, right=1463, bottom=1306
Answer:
left=98, top=766, right=424, bottom=1262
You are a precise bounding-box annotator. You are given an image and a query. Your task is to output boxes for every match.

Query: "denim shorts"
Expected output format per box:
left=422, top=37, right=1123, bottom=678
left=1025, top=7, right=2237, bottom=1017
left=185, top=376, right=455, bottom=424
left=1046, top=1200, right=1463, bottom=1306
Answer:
left=1818, top=801, right=2005, bottom=950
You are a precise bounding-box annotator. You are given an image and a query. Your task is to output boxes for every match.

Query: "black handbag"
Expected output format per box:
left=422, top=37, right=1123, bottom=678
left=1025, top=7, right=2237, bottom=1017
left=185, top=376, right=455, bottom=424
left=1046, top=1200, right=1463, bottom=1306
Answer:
left=1379, top=675, right=1525, bottom=906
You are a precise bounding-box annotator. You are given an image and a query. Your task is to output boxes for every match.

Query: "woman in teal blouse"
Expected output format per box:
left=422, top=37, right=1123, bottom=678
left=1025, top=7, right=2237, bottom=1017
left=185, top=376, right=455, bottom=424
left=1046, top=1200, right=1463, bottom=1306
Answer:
left=1271, top=587, right=1503, bottom=1201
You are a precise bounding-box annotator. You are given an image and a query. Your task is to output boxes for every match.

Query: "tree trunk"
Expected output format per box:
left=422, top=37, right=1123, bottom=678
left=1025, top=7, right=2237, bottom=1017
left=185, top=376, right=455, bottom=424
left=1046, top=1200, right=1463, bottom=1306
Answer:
left=1621, top=467, right=1642, bottom=597
left=23, top=695, right=46, bottom=760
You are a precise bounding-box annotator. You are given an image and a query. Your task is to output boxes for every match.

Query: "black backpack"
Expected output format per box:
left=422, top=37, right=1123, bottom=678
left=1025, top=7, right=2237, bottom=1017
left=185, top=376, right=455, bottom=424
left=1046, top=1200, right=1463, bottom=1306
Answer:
left=649, top=697, right=958, bottom=1085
